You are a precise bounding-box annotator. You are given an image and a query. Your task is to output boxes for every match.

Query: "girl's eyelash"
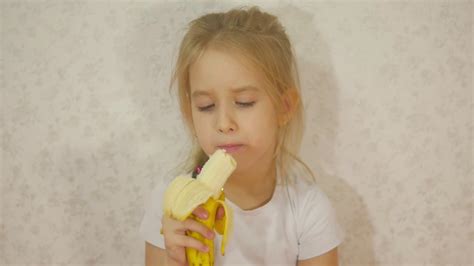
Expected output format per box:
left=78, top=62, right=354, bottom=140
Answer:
left=236, top=101, right=255, bottom=107
left=198, top=104, right=215, bottom=112
left=197, top=101, right=255, bottom=112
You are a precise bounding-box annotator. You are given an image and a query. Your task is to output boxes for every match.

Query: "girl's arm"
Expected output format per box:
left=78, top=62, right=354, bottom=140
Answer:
left=145, top=242, right=167, bottom=266
left=146, top=205, right=217, bottom=266
left=145, top=242, right=185, bottom=266
left=146, top=242, right=185, bottom=266
left=297, top=247, right=339, bottom=266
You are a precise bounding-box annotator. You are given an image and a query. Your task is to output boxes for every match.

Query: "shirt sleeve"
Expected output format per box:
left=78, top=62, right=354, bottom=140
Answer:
left=139, top=178, right=168, bottom=248
left=297, top=185, right=345, bottom=260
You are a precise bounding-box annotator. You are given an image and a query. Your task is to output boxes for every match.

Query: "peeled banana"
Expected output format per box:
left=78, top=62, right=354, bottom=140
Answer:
left=163, top=149, right=236, bottom=266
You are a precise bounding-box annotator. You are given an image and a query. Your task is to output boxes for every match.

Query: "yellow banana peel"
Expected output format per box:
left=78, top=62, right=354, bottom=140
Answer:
left=163, top=149, right=236, bottom=266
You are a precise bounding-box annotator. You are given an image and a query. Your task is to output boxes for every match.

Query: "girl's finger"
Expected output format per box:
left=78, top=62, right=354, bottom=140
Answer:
left=191, top=205, right=208, bottom=219
left=175, top=234, right=210, bottom=252
left=182, top=218, right=215, bottom=240
left=216, top=206, right=225, bottom=220
left=166, top=247, right=186, bottom=266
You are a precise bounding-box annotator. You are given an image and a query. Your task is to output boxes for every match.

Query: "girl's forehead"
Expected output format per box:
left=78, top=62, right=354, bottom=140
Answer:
left=189, top=49, right=267, bottom=93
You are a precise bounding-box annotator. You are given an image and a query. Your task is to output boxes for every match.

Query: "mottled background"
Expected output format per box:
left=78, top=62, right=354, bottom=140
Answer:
left=1, top=0, right=472, bottom=265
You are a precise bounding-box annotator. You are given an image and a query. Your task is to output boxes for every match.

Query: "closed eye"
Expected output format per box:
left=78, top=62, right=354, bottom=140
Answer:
left=197, top=101, right=255, bottom=112
left=236, top=101, right=255, bottom=107
left=197, top=104, right=215, bottom=112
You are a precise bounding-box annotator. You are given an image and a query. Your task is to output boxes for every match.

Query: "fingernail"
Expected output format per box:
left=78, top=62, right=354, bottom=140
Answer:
left=202, top=245, right=209, bottom=252
left=207, top=231, right=214, bottom=239
left=200, top=212, right=208, bottom=219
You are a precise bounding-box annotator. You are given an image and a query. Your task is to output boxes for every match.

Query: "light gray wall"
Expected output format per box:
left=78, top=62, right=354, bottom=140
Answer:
left=1, top=1, right=472, bottom=265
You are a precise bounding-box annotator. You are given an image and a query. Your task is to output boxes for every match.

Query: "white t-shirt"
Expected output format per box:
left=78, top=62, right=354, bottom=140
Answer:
left=139, top=173, right=344, bottom=265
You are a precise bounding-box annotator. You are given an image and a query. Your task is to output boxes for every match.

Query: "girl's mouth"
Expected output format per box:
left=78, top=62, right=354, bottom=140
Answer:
left=217, top=144, right=243, bottom=153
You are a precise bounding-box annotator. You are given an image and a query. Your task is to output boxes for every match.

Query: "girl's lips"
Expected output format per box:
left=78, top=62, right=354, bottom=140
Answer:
left=217, top=144, right=243, bottom=153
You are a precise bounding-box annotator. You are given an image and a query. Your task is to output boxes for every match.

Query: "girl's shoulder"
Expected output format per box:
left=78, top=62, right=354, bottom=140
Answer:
left=280, top=176, right=345, bottom=252
left=287, top=179, right=327, bottom=199
left=278, top=175, right=335, bottom=220
left=279, top=169, right=325, bottom=199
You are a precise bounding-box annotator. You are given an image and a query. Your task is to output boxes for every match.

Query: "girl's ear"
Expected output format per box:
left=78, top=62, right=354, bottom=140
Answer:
left=279, top=88, right=299, bottom=126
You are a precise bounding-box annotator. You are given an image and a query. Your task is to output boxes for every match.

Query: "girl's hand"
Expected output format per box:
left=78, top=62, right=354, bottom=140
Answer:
left=161, top=205, right=225, bottom=266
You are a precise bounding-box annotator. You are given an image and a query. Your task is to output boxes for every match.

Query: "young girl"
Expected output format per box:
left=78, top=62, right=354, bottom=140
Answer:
left=140, top=5, right=344, bottom=266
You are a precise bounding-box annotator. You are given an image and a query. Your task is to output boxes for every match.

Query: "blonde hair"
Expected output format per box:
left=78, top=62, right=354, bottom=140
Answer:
left=169, top=5, right=315, bottom=184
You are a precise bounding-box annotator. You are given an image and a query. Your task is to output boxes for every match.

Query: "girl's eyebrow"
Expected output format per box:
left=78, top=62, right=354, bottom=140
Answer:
left=231, top=85, right=259, bottom=93
left=231, top=85, right=259, bottom=94
left=191, top=85, right=259, bottom=99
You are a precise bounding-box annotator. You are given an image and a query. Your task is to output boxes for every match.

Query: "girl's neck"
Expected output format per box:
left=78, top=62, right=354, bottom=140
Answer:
left=223, top=162, right=277, bottom=210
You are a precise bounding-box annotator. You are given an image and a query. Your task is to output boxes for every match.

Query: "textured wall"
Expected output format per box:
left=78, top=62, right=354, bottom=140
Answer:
left=1, top=1, right=472, bottom=265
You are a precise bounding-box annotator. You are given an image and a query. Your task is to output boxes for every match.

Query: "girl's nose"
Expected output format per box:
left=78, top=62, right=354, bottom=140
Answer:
left=216, top=107, right=237, bottom=133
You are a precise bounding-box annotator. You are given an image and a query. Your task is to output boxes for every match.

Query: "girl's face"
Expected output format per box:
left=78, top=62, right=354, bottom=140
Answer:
left=189, top=48, right=280, bottom=175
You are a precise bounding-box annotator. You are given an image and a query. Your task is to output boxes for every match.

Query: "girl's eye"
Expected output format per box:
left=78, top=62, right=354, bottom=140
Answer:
left=197, top=104, right=214, bottom=112
left=197, top=101, right=255, bottom=112
left=236, top=101, right=256, bottom=107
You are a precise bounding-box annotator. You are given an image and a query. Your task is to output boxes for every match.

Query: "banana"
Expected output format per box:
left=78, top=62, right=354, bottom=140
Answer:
left=163, top=149, right=236, bottom=266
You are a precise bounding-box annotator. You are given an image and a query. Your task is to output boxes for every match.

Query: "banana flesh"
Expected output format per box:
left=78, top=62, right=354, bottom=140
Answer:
left=163, top=149, right=236, bottom=265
